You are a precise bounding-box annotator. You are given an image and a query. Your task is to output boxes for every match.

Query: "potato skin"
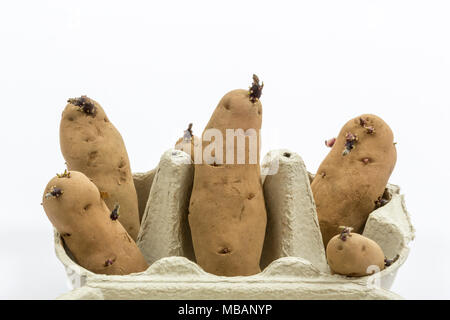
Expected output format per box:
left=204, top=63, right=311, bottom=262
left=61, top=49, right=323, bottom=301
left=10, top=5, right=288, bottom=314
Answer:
left=188, top=89, right=267, bottom=276
left=326, top=233, right=385, bottom=277
left=42, top=171, right=148, bottom=275
left=311, top=114, right=397, bottom=247
left=60, top=97, right=140, bottom=240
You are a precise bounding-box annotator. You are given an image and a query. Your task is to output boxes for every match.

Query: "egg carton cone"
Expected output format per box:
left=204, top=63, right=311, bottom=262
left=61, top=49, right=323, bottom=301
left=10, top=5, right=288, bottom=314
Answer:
left=54, top=149, right=414, bottom=300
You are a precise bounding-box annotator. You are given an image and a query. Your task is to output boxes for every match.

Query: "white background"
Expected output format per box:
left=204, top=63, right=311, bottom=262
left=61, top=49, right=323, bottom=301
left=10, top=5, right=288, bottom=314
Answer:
left=0, top=0, right=449, bottom=299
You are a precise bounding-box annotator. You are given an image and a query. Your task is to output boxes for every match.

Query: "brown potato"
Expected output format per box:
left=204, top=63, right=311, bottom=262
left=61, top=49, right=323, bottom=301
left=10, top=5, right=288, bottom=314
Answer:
left=42, top=171, right=148, bottom=275
left=188, top=76, right=267, bottom=276
left=60, top=96, right=140, bottom=240
left=326, top=229, right=385, bottom=277
left=311, top=114, right=397, bottom=247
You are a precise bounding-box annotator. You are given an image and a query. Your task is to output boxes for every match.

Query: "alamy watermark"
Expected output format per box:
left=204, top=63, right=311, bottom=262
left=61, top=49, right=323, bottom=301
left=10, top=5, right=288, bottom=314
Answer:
left=177, top=127, right=280, bottom=175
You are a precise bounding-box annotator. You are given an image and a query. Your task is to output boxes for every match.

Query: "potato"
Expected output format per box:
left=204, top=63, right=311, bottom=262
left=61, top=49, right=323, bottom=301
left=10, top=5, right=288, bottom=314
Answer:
left=42, top=171, right=148, bottom=275
left=326, top=228, right=385, bottom=277
left=188, top=75, right=267, bottom=276
left=60, top=96, right=140, bottom=240
left=311, top=114, right=397, bottom=247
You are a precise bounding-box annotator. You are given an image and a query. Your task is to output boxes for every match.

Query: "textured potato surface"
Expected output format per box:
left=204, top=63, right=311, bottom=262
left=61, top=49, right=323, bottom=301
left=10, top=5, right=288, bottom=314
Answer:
left=60, top=96, right=140, bottom=240
left=42, top=171, right=148, bottom=275
left=189, top=87, right=267, bottom=276
left=327, top=231, right=385, bottom=277
left=311, top=114, right=397, bottom=247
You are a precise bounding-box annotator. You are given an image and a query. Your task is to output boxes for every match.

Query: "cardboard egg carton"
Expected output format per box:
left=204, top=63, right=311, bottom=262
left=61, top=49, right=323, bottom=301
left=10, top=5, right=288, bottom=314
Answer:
left=55, top=149, right=414, bottom=300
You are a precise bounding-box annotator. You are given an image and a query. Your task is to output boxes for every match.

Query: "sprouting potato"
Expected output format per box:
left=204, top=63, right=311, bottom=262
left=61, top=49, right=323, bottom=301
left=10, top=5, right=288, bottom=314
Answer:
left=42, top=171, right=148, bottom=275
left=311, top=114, right=397, bottom=247
left=188, top=75, right=267, bottom=276
left=326, top=228, right=385, bottom=277
left=60, top=96, right=140, bottom=240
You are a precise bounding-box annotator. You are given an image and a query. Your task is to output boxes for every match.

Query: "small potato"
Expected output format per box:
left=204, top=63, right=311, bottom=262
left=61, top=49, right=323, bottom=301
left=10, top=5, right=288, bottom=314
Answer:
left=42, top=171, right=148, bottom=275
left=326, top=229, right=385, bottom=277
left=60, top=96, right=140, bottom=240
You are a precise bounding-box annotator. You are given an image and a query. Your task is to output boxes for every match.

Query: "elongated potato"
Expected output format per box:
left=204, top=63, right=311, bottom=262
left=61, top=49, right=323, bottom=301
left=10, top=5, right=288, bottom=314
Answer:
left=326, top=228, right=385, bottom=277
left=188, top=75, right=267, bottom=276
left=311, top=114, right=397, bottom=247
left=42, top=171, right=148, bottom=275
left=60, top=96, right=140, bottom=240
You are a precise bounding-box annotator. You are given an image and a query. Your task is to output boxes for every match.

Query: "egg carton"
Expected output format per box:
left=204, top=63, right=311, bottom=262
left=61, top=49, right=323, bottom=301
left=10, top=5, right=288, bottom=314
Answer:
left=55, top=149, right=414, bottom=300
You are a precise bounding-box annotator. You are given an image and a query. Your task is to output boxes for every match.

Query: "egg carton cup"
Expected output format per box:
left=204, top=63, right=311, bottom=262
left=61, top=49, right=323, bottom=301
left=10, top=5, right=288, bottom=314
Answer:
left=55, top=149, right=414, bottom=300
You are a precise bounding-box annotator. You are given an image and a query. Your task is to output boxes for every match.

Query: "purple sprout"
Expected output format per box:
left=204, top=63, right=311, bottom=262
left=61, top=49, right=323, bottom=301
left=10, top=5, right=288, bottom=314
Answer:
left=385, top=255, right=400, bottom=267
left=339, top=226, right=354, bottom=241
left=375, top=196, right=389, bottom=209
left=183, top=123, right=193, bottom=142
left=342, top=132, right=358, bottom=156
left=359, top=117, right=375, bottom=134
left=365, top=126, right=375, bottom=134
left=104, top=259, right=114, bottom=267
left=68, top=95, right=97, bottom=117
left=248, top=74, right=264, bottom=103
left=110, top=204, right=120, bottom=221
left=359, top=117, right=367, bottom=127
left=45, top=186, right=63, bottom=199
left=325, top=137, right=336, bottom=148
